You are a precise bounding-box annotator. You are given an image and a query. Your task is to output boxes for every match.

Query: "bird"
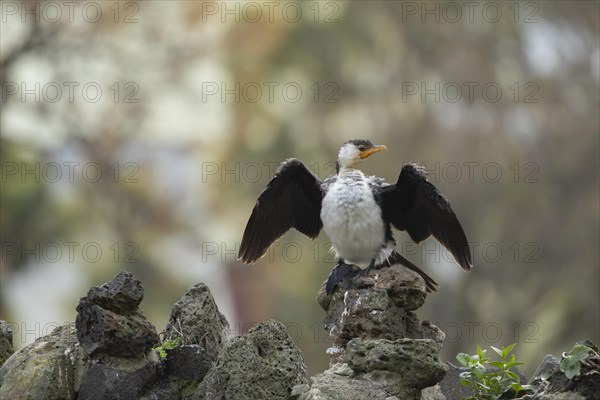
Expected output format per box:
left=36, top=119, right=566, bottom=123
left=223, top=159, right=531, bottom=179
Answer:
left=237, top=139, right=472, bottom=294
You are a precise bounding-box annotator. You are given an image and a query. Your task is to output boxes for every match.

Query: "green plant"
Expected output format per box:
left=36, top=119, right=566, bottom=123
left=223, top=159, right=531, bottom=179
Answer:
left=456, top=343, right=530, bottom=400
left=153, top=337, right=181, bottom=359
left=559, top=340, right=597, bottom=379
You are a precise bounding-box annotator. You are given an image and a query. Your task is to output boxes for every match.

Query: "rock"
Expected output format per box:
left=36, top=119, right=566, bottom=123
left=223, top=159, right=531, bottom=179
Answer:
left=294, top=368, right=396, bottom=400
left=138, top=351, right=202, bottom=400
left=194, top=320, right=307, bottom=400
left=83, top=270, right=145, bottom=313
left=531, top=355, right=561, bottom=381
left=164, top=344, right=213, bottom=382
left=165, top=282, right=229, bottom=361
left=346, top=338, right=447, bottom=398
left=535, top=393, right=586, bottom=400
left=74, top=272, right=170, bottom=399
left=0, top=322, right=86, bottom=400
left=140, top=284, right=230, bottom=400
left=544, top=351, right=599, bottom=399
left=523, top=347, right=600, bottom=400
left=1, top=275, right=237, bottom=400
left=0, top=266, right=462, bottom=400
left=307, top=264, right=449, bottom=399
left=317, top=264, right=445, bottom=358
left=317, top=264, right=427, bottom=312
left=138, top=385, right=181, bottom=400
left=436, top=362, right=475, bottom=400
left=76, top=271, right=159, bottom=358
left=77, top=352, right=161, bottom=400
left=0, top=320, right=14, bottom=366
left=421, top=384, right=446, bottom=400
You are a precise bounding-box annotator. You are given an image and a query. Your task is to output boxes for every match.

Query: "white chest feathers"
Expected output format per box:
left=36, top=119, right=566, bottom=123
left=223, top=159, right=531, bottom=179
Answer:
left=320, top=171, right=386, bottom=266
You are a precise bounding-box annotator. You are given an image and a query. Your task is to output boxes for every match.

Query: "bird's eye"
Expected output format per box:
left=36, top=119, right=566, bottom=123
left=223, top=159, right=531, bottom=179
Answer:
left=358, top=146, right=365, bottom=151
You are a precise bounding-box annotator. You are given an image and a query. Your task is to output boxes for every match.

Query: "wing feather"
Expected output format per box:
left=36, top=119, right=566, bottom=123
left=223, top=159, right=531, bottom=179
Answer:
left=238, top=159, right=323, bottom=263
left=381, top=163, right=472, bottom=270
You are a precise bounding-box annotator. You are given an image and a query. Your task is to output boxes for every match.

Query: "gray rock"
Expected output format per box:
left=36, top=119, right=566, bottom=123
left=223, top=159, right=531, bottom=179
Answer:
left=346, top=338, right=447, bottom=398
left=543, top=351, right=599, bottom=399
left=294, top=369, right=396, bottom=400
left=164, top=344, right=213, bottom=382
left=531, top=355, right=561, bottom=381
left=138, top=385, right=181, bottom=400
left=76, top=271, right=159, bottom=358
left=0, top=320, right=14, bottom=366
left=306, top=264, right=450, bottom=399
left=0, top=322, right=86, bottom=400
left=0, top=276, right=236, bottom=400
left=165, top=282, right=229, bottom=361
left=317, top=264, right=427, bottom=313
left=327, top=287, right=410, bottom=347
left=194, top=320, right=307, bottom=400
left=83, top=270, right=145, bottom=313
left=77, top=352, right=161, bottom=400
left=421, top=384, right=446, bottom=400
left=537, top=394, right=586, bottom=400
left=521, top=348, right=600, bottom=400
left=436, top=362, right=474, bottom=400
left=317, top=264, right=444, bottom=353
left=140, top=284, right=230, bottom=400
left=73, top=272, right=178, bottom=399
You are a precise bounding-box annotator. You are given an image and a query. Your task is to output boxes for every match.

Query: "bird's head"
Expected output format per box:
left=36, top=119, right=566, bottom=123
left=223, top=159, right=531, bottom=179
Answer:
left=336, top=139, right=387, bottom=171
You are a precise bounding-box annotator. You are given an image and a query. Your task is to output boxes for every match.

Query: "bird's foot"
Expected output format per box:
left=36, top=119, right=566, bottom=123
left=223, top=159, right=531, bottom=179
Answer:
left=357, top=259, right=379, bottom=276
left=325, top=262, right=359, bottom=294
left=357, top=266, right=372, bottom=277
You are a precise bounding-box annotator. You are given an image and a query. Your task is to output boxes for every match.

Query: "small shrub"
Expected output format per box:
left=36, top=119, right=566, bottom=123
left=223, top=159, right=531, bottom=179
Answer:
left=153, top=337, right=181, bottom=359
left=456, top=343, right=530, bottom=400
left=559, top=340, right=597, bottom=380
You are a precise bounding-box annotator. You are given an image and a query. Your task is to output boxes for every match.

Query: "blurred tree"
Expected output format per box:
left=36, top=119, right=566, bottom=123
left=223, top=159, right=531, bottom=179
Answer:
left=1, top=0, right=598, bottom=376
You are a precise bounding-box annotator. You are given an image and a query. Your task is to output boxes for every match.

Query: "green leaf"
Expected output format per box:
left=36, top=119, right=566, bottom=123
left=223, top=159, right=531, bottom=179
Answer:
left=575, top=340, right=598, bottom=353
left=505, top=370, right=520, bottom=381
left=474, top=381, right=491, bottom=390
left=502, top=343, right=517, bottom=359
left=473, top=363, right=487, bottom=375
left=457, top=353, right=471, bottom=367
left=560, top=357, right=581, bottom=379
left=477, top=345, right=486, bottom=359
left=460, top=378, right=472, bottom=386
left=511, top=382, right=523, bottom=392
left=570, top=345, right=592, bottom=361
left=504, top=361, right=524, bottom=369
left=488, top=361, right=503, bottom=368
left=491, top=346, right=503, bottom=357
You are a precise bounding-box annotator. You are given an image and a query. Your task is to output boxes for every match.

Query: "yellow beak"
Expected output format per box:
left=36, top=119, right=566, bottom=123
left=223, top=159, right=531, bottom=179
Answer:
left=359, top=144, right=387, bottom=159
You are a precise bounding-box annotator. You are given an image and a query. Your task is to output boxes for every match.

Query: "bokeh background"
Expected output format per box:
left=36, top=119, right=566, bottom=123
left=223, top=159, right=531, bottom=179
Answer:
left=1, top=0, right=598, bottom=376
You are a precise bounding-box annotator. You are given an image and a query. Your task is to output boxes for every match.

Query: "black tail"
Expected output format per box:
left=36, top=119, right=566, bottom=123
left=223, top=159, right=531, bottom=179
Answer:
left=387, top=251, right=438, bottom=293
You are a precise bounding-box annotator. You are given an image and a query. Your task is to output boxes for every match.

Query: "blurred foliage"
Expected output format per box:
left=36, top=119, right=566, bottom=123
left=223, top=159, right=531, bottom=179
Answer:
left=1, top=1, right=598, bottom=376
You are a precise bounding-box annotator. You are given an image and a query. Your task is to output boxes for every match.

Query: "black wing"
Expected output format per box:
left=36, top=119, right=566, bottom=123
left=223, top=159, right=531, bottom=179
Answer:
left=238, top=159, right=323, bottom=263
left=381, top=163, right=472, bottom=270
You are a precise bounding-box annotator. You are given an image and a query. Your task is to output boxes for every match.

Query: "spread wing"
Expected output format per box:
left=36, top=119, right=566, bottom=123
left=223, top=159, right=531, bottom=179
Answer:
left=238, top=159, right=323, bottom=263
left=381, top=163, right=472, bottom=270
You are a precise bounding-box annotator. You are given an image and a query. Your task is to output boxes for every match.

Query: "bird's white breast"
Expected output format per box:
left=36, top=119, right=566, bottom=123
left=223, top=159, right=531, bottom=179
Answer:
left=320, top=170, right=386, bottom=267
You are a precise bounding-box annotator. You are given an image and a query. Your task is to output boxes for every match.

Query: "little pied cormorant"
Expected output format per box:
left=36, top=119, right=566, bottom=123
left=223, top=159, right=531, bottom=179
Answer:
left=238, top=140, right=472, bottom=294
